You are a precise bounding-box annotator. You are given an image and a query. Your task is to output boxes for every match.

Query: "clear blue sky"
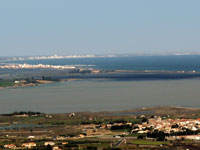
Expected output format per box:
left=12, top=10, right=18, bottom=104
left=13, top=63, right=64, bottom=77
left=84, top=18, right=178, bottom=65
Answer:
left=0, top=0, right=200, bottom=56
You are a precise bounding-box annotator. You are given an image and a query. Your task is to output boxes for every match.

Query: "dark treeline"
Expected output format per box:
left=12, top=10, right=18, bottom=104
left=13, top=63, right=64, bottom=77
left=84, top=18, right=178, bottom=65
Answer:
left=41, top=76, right=60, bottom=81
left=2, top=111, right=44, bottom=116
left=56, top=72, right=200, bottom=81
left=147, top=129, right=200, bottom=141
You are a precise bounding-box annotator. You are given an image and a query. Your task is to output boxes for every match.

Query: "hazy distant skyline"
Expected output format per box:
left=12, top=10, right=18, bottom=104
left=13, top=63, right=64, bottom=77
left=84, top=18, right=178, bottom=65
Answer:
left=1, top=0, right=200, bottom=56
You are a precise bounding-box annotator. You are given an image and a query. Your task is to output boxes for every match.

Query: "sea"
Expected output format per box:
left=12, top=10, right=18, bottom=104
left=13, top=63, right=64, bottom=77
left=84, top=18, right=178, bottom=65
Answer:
left=7, top=55, right=200, bottom=71
left=1, top=55, right=200, bottom=114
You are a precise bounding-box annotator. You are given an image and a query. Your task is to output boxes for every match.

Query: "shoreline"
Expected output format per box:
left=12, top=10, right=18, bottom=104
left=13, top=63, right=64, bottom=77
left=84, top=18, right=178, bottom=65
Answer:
left=0, top=78, right=83, bottom=90
left=0, top=80, right=55, bottom=90
left=0, top=106, right=200, bottom=115
left=1, top=73, right=200, bottom=90
left=1, top=70, right=200, bottom=90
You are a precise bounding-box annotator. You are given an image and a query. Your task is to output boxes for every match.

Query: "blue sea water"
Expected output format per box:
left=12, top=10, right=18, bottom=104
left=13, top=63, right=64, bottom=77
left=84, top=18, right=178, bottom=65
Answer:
left=8, top=55, right=200, bottom=71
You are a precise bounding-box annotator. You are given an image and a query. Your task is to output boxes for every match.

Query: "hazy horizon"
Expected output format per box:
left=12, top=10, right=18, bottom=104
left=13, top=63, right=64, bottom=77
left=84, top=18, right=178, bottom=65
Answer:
left=2, top=51, right=200, bottom=58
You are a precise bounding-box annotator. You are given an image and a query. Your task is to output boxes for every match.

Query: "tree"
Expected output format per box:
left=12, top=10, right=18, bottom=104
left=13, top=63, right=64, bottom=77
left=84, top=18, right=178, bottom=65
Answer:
left=46, top=144, right=52, bottom=150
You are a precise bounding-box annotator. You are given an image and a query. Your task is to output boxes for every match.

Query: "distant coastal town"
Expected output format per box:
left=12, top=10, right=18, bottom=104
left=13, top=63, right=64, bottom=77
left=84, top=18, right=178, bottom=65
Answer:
left=6, top=54, right=116, bottom=61
left=0, top=61, right=104, bottom=89
left=10, top=54, right=96, bottom=61
left=0, top=63, right=95, bottom=70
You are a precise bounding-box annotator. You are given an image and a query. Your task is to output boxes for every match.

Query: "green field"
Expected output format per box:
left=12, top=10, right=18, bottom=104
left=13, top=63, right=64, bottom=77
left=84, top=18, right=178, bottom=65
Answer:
left=0, top=80, right=14, bottom=87
left=129, top=139, right=169, bottom=145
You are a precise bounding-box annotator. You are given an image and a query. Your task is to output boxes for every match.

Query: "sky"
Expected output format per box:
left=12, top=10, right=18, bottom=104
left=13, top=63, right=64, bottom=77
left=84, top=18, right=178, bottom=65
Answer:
left=0, top=0, right=200, bottom=56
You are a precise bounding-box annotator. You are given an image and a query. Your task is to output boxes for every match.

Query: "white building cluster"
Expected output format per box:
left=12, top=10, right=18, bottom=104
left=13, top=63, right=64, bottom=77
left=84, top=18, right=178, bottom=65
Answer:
left=0, top=63, right=76, bottom=70
left=11, top=54, right=96, bottom=61
left=132, top=117, right=200, bottom=134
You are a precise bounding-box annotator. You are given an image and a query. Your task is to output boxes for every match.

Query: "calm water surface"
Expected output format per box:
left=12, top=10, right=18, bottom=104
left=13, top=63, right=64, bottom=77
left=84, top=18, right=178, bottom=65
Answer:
left=1, top=79, right=200, bottom=113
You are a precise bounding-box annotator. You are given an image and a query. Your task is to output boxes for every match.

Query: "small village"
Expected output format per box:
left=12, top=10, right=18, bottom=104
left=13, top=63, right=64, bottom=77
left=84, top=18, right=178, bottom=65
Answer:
left=1, top=108, right=200, bottom=150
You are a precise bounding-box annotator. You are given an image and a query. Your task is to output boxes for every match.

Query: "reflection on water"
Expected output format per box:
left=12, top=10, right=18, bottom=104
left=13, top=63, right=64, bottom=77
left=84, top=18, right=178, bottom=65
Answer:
left=109, top=111, right=154, bottom=116
left=0, top=124, right=45, bottom=130
left=0, top=79, right=200, bottom=113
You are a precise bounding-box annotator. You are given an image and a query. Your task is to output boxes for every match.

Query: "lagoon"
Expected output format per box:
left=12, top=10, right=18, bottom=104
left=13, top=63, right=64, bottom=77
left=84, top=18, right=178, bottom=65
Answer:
left=0, top=79, right=200, bottom=114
